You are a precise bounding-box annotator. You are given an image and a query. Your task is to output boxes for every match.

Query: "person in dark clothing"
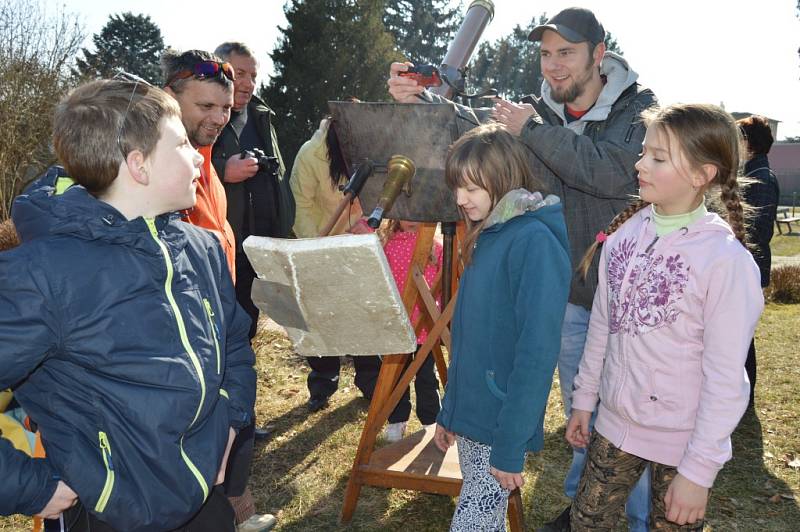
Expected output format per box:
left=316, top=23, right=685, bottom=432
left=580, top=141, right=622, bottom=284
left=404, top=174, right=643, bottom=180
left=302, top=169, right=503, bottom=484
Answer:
left=208, top=42, right=289, bottom=532
left=737, top=115, right=780, bottom=409
left=1, top=79, right=255, bottom=532
left=212, top=41, right=295, bottom=341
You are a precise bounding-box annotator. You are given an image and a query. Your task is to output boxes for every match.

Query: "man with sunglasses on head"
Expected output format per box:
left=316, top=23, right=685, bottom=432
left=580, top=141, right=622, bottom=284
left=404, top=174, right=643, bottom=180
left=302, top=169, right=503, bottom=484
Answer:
left=162, top=49, right=237, bottom=281
left=162, top=50, right=277, bottom=532
left=210, top=42, right=294, bottom=341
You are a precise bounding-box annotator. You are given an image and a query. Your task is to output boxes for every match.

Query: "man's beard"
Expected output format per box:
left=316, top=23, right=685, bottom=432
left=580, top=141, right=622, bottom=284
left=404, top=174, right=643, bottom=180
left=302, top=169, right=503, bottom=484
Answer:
left=549, top=62, right=595, bottom=104
left=188, top=125, right=219, bottom=148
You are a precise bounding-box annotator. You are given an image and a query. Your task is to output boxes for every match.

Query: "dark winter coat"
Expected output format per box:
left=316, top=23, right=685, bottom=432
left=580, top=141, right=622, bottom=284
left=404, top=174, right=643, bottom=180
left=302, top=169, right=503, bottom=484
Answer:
left=212, top=95, right=295, bottom=245
left=742, top=154, right=780, bottom=286
left=0, top=173, right=256, bottom=531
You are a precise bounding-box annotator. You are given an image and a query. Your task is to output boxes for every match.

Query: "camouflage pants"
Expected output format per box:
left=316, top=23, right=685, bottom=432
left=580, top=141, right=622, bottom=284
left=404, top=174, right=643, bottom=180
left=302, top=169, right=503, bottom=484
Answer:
left=571, top=432, right=704, bottom=531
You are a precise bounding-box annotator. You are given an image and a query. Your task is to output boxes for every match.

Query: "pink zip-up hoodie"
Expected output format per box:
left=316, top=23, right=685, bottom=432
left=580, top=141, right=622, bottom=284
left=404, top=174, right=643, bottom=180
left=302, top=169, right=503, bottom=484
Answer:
left=572, top=205, right=764, bottom=488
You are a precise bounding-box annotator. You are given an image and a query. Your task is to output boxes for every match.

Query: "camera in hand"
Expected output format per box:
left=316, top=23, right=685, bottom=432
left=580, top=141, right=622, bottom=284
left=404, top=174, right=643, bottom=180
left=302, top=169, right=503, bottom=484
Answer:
left=241, top=148, right=279, bottom=177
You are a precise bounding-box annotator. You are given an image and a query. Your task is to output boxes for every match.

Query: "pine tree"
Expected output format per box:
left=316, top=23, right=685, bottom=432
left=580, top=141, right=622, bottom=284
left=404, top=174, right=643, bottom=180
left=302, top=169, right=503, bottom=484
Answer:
left=74, top=12, right=165, bottom=84
left=383, top=0, right=461, bottom=66
left=263, top=0, right=403, bottom=167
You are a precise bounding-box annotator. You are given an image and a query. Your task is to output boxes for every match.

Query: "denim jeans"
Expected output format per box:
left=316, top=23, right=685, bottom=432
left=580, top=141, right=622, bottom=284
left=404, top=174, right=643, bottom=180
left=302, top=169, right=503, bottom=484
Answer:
left=559, top=303, right=651, bottom=532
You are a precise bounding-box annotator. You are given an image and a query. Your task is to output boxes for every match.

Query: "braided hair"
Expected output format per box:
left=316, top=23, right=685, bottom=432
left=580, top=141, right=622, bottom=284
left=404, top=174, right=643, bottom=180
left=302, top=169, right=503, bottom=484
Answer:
left=578, top=103, right=749, bottom=280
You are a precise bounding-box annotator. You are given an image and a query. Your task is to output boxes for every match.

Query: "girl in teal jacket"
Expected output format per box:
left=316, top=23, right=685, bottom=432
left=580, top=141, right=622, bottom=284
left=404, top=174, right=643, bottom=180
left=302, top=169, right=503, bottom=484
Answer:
left=434, top=124, right=571, bottom=530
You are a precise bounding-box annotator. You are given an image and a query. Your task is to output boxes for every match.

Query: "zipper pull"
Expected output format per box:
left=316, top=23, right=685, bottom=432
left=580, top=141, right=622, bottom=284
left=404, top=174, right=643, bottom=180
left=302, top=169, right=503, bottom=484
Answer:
left=204, top=300, right=220, bottom=337
left=99, top=432, right=114, bottom=471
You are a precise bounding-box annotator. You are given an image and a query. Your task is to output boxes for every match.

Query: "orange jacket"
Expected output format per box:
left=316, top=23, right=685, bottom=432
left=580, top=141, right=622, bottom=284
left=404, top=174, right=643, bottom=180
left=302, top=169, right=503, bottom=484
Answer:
left=184, top=145, right=236, bottom=282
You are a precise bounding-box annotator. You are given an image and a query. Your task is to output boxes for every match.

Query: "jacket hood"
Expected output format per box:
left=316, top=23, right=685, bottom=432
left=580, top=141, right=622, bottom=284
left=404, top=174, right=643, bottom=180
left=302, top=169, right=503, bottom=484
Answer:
left=308, top=119, right=330, bottom=162
left=541, top=52, right=639, bottom=126
left=483, top=188, right=564, bottom=241
left=484, top=188, right=561, bottom=231
left=11, top=172, right=182, bottom=251
left=744, top=154, right=770, bottom=176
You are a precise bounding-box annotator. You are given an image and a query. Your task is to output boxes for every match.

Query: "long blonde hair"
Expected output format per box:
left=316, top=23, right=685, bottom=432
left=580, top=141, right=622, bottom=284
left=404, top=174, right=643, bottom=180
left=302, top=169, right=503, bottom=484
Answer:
left=445, top=123, right=543, bottom=265
left=578, top=103, right=747, bottom=279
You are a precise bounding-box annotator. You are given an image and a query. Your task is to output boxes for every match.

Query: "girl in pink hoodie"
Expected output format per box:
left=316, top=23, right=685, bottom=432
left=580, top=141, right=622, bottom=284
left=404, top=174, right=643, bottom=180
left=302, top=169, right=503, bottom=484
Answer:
left=566, top=104, right=763, bottom=531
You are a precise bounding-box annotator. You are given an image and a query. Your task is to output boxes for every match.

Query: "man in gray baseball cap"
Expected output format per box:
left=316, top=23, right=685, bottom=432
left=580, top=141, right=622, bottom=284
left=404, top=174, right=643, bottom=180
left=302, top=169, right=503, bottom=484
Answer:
left=388, top=6, right=656, bottom=532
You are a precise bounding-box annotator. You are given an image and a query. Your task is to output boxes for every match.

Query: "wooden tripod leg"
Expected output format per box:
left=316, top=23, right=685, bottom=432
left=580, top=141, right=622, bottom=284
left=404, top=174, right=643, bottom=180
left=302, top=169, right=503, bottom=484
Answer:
left=343, top=223, right=440, bottom=523
left=507, top=488, right=525, bottom=532
left=342, top=352, right=408, bottom=522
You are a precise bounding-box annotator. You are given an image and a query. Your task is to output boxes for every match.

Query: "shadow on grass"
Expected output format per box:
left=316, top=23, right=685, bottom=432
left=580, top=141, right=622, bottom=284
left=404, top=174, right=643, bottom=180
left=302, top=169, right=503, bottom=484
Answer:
left=525, top=426, right=573, bottom=529
left=712, top=409, right=800, bottom=530
left=249, top=397, right=407, bottom=530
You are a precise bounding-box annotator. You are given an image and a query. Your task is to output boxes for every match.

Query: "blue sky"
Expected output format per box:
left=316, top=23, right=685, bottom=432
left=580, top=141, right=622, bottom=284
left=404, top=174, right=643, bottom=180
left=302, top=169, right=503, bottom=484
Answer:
left=60, top=0, right=800, bottom=138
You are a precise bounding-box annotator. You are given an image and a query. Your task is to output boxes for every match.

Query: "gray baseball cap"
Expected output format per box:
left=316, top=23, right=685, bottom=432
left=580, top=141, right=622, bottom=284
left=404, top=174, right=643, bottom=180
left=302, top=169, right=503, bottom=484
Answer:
left=528, top=7, right=605, bottom=46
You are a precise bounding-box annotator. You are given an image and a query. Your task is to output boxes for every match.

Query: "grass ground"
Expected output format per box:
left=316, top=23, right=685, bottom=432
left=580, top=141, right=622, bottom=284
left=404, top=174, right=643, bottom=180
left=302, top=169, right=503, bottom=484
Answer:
left=1, top=296, right=797, bottom=531
left=245, top=303, right=800, bottom=531
left=771, top=232, right=800, bottom=257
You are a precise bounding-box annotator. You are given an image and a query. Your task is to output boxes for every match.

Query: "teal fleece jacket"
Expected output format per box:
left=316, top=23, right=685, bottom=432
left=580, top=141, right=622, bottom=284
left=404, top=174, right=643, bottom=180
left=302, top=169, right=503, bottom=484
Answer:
left=437, top=200, right=571, bottom=473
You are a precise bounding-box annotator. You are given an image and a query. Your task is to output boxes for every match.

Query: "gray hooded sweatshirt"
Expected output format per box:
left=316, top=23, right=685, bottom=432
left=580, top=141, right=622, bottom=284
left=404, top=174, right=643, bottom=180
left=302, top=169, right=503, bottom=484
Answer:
left=429, top=52, right=657, bottom=309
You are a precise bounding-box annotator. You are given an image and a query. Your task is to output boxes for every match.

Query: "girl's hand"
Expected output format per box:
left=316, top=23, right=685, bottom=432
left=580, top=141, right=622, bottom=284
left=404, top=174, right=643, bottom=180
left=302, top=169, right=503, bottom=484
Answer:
left=489, top=467, right=525, bottom=491
left=36, top=480, right=78, bottom=519
left=664, top=473, right=708, bottom=525
left=348, top=218, right=373, bottom=235
left=433, top=424, right=456, bottom=453
left=565, top=409, right=592, bottom=448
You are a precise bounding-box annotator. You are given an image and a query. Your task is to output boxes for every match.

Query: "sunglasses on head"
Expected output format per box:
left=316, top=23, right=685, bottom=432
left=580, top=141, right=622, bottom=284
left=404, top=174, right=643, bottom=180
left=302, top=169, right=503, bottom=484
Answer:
left=113, top=70, right=155, bottom=157
left=165, top=61, right=235, bottom=87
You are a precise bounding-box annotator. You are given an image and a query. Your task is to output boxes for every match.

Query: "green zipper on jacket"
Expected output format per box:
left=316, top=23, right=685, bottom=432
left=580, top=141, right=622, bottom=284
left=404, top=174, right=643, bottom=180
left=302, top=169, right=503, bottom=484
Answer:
left=203, top=298, right=221, bottom=375
left=145, top=218, right=209, bottom=500
left=95, top=431, right=115, bottom=513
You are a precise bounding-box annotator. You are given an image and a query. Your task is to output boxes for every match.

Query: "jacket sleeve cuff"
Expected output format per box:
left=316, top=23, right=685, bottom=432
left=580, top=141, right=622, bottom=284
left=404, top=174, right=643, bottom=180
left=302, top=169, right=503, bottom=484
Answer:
left=20, top=459, right=60, bottom=516
left=571, top=391, right=599, bottom=414
left=227, top=403, right=252, bottom=431
left=677, top=451, right=720, bottom=489
left=488, top=444, right=524, bottom=474
left=220, top=388, right=252, bottom=430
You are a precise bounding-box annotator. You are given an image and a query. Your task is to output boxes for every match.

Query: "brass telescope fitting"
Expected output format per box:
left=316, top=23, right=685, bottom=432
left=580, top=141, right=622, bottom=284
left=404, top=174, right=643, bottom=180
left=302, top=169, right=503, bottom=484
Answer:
left=366, top=155, right=416, bottom=229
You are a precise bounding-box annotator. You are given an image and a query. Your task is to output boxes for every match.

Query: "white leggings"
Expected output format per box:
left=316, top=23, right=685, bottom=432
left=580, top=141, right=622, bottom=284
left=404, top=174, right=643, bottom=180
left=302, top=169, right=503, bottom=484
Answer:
left=450, top=435, right=510, bottom=532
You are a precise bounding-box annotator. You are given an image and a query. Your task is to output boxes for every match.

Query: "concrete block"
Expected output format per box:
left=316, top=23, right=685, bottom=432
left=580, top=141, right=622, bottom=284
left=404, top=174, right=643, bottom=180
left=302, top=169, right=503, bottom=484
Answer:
left=243, top=234, right=417, bottom=357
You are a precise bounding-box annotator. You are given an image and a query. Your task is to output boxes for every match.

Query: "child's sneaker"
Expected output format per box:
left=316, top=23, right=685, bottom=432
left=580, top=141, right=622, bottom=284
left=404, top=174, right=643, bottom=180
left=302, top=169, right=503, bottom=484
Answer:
left=383, top=421, right=407, bottom=442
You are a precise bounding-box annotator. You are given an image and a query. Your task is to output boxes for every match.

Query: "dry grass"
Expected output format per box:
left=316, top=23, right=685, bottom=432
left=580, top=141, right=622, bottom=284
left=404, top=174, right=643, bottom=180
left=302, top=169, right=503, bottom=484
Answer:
left=1, top=308, right=797, bottom=531
left=765, top=265, right=800, bottom=304
left=244, top=302, right=800, bottom=531
left=771, top=233, right=800, bottom=257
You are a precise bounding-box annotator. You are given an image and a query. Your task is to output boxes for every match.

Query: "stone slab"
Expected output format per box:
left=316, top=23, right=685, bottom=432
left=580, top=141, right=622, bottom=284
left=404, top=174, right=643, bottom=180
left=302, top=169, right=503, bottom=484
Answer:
left=243, top=234, right=417, bottom=357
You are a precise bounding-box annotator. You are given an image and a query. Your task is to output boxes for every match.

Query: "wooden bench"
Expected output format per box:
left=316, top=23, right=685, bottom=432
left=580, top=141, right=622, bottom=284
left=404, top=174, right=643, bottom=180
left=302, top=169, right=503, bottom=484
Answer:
left=776, top=207, right=799, bottom=234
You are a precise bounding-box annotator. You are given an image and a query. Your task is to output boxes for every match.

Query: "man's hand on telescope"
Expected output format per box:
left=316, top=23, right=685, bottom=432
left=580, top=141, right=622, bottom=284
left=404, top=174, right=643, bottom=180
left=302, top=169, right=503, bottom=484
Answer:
left=388, top=62, right=426, bottom=103
left=492, top=98, right=539, bottom=136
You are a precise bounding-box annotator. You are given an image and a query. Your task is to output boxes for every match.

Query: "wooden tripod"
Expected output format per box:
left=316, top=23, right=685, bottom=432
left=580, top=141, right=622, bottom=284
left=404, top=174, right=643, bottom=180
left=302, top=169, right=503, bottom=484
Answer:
left=340, top=223, right=525, bottom=530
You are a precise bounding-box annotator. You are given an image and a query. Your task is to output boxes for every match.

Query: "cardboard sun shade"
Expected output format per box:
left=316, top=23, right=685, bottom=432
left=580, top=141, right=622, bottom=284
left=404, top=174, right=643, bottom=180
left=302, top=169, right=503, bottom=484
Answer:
left=243, top=233, right=417, bottom=357
left=328, top=101, right=460, bottom=223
